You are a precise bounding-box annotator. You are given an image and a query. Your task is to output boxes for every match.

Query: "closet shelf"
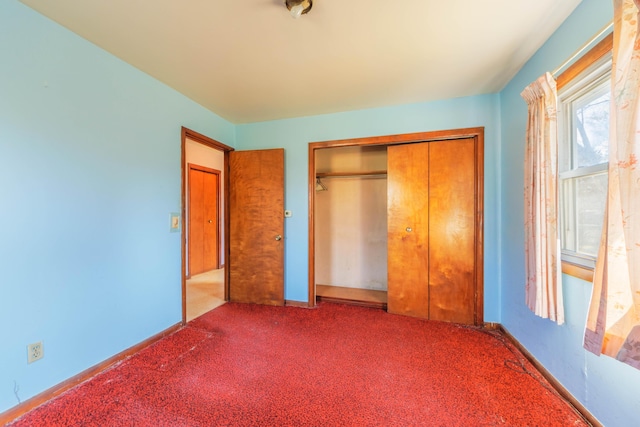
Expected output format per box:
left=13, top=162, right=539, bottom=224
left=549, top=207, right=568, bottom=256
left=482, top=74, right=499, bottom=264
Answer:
left=316, top=170, right=387, bottom=178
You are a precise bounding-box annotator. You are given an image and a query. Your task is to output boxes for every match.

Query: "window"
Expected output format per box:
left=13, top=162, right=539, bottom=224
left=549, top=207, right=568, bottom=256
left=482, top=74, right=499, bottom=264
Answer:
left=558, top=51, right=611, bottom=270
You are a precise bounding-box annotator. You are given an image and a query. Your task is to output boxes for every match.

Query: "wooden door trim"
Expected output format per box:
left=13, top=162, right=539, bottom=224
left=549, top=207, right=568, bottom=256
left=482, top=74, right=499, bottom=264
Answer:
left=188, top=163, right=220, bottom=174
left=181, top=127, right=234, bottom=325
left=475, top=131, right=485, bottom=324
left=187, top=163, right=222, bottom=276
left=308, top=127, right=485, bottom=324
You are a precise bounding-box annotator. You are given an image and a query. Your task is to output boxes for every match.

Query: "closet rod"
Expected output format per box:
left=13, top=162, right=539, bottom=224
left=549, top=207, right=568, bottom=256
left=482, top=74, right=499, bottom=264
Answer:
left=316, top=170, right=387, bottom=178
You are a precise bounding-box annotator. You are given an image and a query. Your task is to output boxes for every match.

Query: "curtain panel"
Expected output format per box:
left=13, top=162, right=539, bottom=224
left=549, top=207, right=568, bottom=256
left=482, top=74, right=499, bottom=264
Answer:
left=584, top=0, right=640, bottom=369
left=521, top=72, right=565, bottom=325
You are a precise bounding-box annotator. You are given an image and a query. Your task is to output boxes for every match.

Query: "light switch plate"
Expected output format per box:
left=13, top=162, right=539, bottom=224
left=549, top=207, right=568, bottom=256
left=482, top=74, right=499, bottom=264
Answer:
left=170, top=213, right=180, bottom=232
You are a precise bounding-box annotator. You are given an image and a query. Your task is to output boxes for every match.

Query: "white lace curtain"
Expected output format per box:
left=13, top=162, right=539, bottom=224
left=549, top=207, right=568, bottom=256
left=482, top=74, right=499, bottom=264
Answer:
left=521, top=72, right=564, bottom=325
left=584, top=0, right=640, bottom=369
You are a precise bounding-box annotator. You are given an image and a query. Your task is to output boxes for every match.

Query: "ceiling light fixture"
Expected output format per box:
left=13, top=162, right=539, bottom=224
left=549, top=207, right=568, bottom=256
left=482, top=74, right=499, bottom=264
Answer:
left=285, top=0, right=312, bottom=19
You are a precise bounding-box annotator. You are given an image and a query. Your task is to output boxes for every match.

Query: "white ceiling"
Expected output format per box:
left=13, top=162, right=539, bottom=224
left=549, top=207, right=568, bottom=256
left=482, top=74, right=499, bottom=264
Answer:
left=21, top=0, right=582, bottom=124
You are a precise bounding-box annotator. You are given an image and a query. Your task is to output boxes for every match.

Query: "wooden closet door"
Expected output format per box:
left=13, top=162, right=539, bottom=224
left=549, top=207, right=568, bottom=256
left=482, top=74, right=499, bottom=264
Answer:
left=428, top=138, right=476, bottom=324
left=387, top=138, right=477, bottom=324
left=188, top=166, right=220, bottom=276
left=387, top=142, right=430, bottom=318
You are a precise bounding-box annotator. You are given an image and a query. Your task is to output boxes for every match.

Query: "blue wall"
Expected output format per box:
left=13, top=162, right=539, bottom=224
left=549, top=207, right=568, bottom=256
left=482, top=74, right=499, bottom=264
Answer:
left=236, top=96, right=502, bottom=318
left=3, top=0, right=640, bottom=424
left=0, top=0, right=235, bottom=413
left=500, top=0, right=640, bottom=425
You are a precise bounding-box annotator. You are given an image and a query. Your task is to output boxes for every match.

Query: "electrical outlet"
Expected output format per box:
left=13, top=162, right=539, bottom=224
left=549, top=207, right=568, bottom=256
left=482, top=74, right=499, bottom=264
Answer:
left=27, top=342, right=44, bottom=364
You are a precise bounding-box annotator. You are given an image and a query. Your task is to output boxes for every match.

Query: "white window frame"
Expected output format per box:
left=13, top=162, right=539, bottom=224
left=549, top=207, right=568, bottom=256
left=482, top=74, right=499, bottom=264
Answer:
left=557, top=53, right=611, bottom=270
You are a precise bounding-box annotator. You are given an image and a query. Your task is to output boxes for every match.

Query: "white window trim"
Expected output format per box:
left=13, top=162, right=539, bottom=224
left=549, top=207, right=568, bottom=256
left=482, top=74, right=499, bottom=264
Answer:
left=557, top=52, right=612, bottom=270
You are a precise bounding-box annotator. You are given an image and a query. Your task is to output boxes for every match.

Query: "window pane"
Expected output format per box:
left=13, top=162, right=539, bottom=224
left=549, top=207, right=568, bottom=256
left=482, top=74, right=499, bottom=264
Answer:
left=559, top=53, right=611, bottom=269
left=574, top=91, right=609, bottom=168
left=575, top=172, right=607, bottom=256
left=561, top=178, right=576, bottom=252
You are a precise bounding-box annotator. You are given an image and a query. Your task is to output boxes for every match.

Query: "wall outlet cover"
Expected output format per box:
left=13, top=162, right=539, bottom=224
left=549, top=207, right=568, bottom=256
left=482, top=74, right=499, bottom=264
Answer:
left=28, top=341, right=44, bottom=364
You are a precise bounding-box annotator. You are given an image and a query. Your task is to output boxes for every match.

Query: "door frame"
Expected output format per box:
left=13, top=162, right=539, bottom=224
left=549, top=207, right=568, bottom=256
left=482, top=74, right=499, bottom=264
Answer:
left=181, top=127, right=234, bottom=325
left=308, top=127, right=485, bottom=323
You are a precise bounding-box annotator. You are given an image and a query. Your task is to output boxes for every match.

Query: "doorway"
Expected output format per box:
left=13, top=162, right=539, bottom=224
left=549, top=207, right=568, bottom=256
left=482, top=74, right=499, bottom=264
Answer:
left=181, top=128, right=287, bottom=322
left=181, top=127, right=233, bottom=323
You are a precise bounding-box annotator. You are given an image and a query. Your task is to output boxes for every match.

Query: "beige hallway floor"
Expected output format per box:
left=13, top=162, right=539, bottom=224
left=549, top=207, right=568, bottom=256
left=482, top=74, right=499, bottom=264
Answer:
left=186, top=268, right=225, bottom=322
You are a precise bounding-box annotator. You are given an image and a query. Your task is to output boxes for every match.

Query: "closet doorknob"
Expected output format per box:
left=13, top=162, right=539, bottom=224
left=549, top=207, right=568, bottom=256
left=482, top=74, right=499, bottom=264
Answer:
left=406, top=227, right=412, bottom=232
left=275, top=235, right=282, bottom=241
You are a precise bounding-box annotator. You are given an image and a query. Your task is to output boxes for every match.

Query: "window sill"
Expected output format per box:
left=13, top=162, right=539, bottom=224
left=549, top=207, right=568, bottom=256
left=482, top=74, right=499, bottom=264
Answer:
left=561, top=261, right=594, bottom=282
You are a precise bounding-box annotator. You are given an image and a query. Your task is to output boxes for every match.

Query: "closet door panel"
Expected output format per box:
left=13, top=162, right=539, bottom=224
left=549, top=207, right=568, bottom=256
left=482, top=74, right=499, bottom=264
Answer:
left=428, top=138, right=476, bottom=324
left=387, top=143, right=430, bottom=318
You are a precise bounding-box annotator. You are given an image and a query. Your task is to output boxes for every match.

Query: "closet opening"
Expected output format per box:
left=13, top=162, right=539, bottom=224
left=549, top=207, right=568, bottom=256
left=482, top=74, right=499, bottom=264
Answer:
left=314, top=145, right=389, bottom=309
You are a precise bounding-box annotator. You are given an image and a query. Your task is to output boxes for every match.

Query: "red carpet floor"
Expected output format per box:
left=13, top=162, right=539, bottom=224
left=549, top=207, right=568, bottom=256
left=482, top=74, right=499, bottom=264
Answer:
left=8, top=303, right=588, bottom=426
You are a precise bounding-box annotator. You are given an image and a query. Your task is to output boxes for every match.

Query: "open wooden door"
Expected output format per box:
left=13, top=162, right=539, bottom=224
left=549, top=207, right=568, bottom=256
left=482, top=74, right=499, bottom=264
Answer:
left=229, top=149, right=285, bottom=305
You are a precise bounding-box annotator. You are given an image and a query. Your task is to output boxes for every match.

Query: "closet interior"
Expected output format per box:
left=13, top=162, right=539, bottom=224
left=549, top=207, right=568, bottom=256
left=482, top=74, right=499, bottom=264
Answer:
left=315, top=145, right=389, bottom=309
